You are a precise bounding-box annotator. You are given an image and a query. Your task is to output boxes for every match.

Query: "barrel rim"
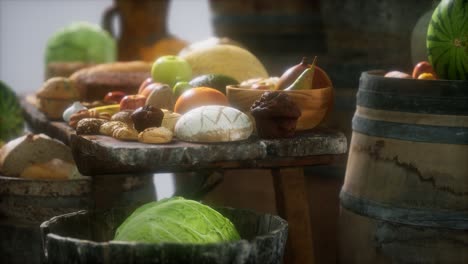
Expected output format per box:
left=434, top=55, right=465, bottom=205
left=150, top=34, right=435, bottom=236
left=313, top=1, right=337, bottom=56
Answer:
left=361, top=70, right=468, bottom=96
left=0, top=175, right=91, bottom=183
left=364, top=70, right=468, bottom=85
left=41, top=207, right=288, bottom=247
left=358, top=70, right=468, bottom=115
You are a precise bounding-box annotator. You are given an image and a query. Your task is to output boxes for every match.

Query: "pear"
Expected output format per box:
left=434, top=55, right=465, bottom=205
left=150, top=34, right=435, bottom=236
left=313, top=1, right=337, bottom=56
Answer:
left=276, top=57, right=310, bottom=90
left=284, top=57, right=317, bottom=91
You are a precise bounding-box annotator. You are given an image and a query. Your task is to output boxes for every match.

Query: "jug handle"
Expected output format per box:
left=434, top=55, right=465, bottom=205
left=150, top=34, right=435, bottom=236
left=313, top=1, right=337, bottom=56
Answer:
left=102, top=5, right=119, bottom=38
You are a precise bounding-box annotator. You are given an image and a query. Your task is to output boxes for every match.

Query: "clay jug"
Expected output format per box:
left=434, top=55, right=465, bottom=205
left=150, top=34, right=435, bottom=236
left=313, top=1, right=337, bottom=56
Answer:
left=102, top=0, right=170, bottom=61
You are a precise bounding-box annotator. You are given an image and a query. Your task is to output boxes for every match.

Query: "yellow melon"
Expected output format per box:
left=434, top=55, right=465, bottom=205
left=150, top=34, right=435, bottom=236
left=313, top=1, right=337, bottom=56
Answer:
left=179, top=44, right=268, bottom=83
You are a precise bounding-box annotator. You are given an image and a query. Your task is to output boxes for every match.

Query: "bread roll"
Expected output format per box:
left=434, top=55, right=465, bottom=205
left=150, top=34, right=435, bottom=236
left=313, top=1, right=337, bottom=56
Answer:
left=112, top=127, right=138, bottom=141
left=75, top=118, right=108, bottom=135
left=138, top=127, right=173, bottom=144
left=111, top=110, right=134, bottom=128
left=99, top=121, right=128, bottom=136
left=174, top=105, right=253, bottom=142
left=0, top=134, right=74, bottom=177
left=161, top=109, right=181, bottom=132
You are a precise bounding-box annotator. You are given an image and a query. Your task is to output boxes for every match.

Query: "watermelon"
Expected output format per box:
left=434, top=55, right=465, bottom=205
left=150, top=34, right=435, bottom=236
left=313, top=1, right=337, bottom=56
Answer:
left=0, top=81, right=24, bottom=142
left=427, top=0, right=467, bottom=80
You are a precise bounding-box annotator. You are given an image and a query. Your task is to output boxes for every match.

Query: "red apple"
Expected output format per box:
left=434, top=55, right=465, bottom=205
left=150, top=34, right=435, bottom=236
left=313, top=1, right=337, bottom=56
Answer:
left=119, top=94, right=147, bottom=111
left=412, top=61, right=437, bottom=79
left=138, top=77, right=154, bottom=94
left=103, top=91, right=127, bottom=104
left=139, top=82, right=167, bottom=98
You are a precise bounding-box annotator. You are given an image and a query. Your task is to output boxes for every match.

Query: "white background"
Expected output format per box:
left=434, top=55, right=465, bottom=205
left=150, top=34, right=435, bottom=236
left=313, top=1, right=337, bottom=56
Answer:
left=0, top=0, right=214, bottom=199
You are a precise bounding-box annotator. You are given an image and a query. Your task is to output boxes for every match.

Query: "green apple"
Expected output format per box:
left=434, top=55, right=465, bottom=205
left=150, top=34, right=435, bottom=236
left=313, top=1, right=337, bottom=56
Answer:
left=172, top=81, right=193, bottom=100
left=151, top=55, right=192, bottom=88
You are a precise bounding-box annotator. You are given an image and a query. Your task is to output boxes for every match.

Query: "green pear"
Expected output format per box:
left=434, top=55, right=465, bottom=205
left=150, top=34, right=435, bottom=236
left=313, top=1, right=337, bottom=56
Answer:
left=284, top=64, right=315, bottom=91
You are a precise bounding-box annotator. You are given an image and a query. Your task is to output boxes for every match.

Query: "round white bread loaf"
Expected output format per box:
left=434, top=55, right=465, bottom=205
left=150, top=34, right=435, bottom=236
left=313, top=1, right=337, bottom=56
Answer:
left=174, top=105, right=253, bottom=143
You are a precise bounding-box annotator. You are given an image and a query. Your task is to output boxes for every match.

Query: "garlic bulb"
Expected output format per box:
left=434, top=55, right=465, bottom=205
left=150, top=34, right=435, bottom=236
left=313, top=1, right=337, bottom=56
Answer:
left=62, top=101, right=87, bottom=122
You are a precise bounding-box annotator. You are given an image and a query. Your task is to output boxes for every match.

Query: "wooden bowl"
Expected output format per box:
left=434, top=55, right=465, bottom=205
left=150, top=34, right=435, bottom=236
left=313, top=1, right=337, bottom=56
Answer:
left=227, top=85, right=334, bottom=130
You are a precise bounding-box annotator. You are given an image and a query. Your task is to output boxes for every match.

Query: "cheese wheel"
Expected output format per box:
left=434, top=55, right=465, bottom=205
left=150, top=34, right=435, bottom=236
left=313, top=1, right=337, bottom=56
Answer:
left=174, top=105, right=253, bottom=142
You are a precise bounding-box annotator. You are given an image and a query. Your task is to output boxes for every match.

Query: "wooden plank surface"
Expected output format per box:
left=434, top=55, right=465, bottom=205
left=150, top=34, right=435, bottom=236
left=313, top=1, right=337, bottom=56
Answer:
left=21, top=96, right=347, bottom=175
left=70, top=131, right=346, bottom=175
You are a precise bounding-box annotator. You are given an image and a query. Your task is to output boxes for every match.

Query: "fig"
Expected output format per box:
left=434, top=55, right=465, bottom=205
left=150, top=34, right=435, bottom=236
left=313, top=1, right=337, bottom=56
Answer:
left=131, top=105, right=164, bottom=132
left=275, top=57, right=309, bottom=90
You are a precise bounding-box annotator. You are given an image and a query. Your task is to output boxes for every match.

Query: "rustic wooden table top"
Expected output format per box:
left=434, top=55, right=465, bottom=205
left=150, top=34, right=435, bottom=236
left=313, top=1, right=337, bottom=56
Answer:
left=21, top=96, right=347, bottom=176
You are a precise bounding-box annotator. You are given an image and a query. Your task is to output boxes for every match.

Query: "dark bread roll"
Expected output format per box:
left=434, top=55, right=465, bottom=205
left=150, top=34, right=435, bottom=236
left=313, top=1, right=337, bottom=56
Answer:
left=75, top=118, right=108, bottom=135
left=70, top=61, right=151, bottom=101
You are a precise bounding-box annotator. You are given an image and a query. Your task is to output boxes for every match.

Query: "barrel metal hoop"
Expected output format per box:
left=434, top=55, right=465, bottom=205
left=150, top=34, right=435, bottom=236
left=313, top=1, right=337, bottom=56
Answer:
left=357, top=90, right=468, bottom=115
left=340, top=191, right=468, bottom=230
left=352, top=115, right=468, bottom=145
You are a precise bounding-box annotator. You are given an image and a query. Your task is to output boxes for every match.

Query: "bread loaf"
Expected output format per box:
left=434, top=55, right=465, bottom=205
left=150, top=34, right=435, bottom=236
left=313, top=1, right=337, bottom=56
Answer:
left=0, top=134, right=74, bottom=177
left=174, top=105, right=253, bottom=142
left=70, top=61, right=152, bottom=101
left=20, top=159, right=80, bottom=180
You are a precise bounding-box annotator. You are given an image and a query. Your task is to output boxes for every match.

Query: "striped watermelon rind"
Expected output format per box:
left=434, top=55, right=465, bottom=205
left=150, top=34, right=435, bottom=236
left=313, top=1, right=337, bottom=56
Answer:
left=427, top=0, right=468, bottom=80
left=0, top=81, right=24, bottom=142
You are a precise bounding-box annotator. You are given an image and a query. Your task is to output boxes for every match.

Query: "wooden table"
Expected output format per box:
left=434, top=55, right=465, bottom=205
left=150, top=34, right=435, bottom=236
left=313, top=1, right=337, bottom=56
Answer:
left=22, top=98, right=348, bottom=264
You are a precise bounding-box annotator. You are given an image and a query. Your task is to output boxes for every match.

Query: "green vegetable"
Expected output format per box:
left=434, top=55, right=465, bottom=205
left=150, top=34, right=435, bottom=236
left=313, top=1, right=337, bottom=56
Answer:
left=427, top=0, right=468, bottom=80
left=0, top=80, right=24, bottom=142
left=114, top=197, right=241, bottom=243
left=189, top=74, right=239, bottom=94
left=45, top=21, right=116, bottom=64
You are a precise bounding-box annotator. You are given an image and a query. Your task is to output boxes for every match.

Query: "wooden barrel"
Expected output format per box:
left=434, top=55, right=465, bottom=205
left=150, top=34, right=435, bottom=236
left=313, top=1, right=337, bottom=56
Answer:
left=339, top=71, right=468, bottom=264
left=41, top=207, right=288, bottom=264
left=0, top=174, right=156, bottom=264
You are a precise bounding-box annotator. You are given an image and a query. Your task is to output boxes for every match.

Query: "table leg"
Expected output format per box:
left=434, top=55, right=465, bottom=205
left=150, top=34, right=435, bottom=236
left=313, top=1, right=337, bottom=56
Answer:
left=272, top=167, right=315, bottom=264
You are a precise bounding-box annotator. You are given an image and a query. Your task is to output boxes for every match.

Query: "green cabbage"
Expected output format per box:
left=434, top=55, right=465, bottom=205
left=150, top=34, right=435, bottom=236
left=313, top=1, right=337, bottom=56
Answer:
left=45, top=21, right=116, bottom=64
left=114, top=197, right=241, bottom=243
